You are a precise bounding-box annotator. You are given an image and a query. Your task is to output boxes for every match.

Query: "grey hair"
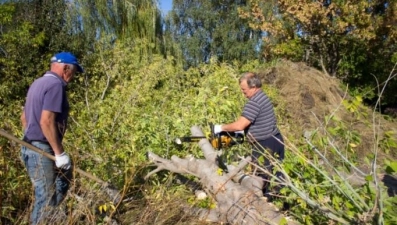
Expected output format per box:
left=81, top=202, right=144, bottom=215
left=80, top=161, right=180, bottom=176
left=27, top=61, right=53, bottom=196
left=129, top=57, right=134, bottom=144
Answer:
left=239, top=72, right=262, bottom=88
left=67, top=64, right=75, bottom=71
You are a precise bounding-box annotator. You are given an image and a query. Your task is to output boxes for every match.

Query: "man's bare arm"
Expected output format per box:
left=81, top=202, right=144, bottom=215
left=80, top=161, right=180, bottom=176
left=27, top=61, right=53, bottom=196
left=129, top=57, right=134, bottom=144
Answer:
left=21, top=110, right=27, bottom=130
left=40, top=110, right=64, bottom=155
left=222, top=116, right=251, bottom=131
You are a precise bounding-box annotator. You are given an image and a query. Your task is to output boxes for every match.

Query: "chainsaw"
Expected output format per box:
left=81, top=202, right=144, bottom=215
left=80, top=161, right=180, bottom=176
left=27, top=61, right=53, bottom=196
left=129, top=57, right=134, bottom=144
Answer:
left=174, top=123, right=244, bottom=150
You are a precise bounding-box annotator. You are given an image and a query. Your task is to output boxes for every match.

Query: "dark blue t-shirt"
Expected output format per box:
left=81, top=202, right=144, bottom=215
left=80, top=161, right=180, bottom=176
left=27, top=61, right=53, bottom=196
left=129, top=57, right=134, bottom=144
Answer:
left=23, top=71, right=69, bottom=142
left=242, top=90, right=279, bottom=141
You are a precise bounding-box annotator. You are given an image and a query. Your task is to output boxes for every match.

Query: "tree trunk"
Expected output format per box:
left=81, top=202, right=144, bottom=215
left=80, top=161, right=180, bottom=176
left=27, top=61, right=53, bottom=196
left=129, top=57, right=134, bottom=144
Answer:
left=146, top=126, right=298, bottom=225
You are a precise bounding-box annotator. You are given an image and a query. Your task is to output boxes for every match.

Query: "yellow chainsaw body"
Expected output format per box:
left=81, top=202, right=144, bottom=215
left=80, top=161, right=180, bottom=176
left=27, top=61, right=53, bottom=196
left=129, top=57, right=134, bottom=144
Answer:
left=210, top=135, right=233, bottom=149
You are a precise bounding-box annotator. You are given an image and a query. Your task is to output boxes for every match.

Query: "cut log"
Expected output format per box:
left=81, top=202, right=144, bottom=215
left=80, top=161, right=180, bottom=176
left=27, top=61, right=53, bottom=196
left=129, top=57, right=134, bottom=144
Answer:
left=146, top=126, right=298, bottom=224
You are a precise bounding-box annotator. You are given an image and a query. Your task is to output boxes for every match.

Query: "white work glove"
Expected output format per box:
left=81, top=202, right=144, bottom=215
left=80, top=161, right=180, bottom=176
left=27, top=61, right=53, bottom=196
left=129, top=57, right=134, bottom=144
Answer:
left=55, top=152, right=71, bottom=170
left=235, top=130, right=244, bottom=135
left=214, top=124, right=223, bottom=134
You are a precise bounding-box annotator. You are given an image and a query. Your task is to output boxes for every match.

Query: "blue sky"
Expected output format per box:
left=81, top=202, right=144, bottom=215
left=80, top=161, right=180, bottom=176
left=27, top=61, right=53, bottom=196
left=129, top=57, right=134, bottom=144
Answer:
left=159, top=0, right=173, bottom=15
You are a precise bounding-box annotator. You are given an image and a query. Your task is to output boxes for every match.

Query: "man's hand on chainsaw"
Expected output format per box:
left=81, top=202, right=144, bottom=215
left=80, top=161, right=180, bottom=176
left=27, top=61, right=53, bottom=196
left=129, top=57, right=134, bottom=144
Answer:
left=235, top=130, right=244, bottom=135
left=214, top=124, right=244, bottom=135
left=214, top=124, right=223, bottom=134
left=175, top=123, right=245, bottom=149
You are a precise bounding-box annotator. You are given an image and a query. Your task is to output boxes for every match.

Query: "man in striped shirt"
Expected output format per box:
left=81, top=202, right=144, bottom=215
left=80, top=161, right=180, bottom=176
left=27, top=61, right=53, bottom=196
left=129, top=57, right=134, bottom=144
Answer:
left=214, top=72, right=284, bottom=197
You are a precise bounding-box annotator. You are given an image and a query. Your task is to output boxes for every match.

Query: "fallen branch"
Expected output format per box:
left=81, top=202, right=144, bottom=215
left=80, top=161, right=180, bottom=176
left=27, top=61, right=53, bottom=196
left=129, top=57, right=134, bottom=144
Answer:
left=146, top=125, right=297, bottom=224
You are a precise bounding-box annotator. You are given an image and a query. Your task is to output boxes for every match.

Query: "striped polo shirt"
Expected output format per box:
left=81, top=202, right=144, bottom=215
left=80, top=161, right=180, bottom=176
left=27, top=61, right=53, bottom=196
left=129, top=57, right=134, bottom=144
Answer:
left=242, top=90, right=279, bottom=142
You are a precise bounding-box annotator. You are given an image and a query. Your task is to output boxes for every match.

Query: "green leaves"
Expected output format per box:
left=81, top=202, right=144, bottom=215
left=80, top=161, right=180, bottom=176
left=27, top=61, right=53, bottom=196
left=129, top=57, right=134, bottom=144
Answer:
left=63, top=38, right=260, bottom=190
left=380, top=130, right=397, bottom=155
left=168, top=0, right=263, bottom=68
left=0, top=4, right=13, bottom=24
left=385, top=161, right=397, bottom=174
left=365, top=175, right=374, bottom=182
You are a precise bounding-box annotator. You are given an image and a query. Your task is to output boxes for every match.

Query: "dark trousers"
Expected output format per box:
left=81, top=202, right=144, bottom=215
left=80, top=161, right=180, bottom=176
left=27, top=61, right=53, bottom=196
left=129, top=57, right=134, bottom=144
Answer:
left=251, top=133, right=284, bottom=191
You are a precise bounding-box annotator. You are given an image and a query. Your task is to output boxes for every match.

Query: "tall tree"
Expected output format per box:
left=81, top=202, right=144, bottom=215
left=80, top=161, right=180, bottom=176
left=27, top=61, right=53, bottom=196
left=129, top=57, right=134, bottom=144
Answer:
left=241, top=0, right=397, bottom=106
left=0, top=0, right=75, bottom=104
left=74, top=0, right=164, bottom=55
left=168, top=0, right=263, bottom=68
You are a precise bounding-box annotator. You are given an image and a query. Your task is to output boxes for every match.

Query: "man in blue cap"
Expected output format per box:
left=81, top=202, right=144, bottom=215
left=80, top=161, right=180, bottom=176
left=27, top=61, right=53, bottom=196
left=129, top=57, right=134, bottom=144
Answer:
left=20, top=52, right=83, bottom=224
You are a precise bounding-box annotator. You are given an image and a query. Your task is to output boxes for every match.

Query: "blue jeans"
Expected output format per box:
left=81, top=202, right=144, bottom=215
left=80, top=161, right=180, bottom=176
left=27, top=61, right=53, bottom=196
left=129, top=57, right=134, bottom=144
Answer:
left=21, top=141, right=72, bottom=225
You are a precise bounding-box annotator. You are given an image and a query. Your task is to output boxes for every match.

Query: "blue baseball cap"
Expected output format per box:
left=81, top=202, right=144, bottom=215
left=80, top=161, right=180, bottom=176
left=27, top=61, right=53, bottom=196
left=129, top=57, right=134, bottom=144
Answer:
left=50, top=52, right=84, bottom=73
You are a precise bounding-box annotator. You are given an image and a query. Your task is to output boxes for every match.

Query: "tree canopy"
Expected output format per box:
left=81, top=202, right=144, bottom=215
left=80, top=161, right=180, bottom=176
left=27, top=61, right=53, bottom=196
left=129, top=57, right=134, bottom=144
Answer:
left=240, top=0, right=397, bottom=105
left=168, top=0, right=263, bottom=68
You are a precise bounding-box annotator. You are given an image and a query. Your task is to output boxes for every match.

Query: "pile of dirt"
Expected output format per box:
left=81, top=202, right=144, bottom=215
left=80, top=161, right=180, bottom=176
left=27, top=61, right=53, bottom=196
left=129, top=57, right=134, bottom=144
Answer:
left=258, top=60, right=397, bottom=162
